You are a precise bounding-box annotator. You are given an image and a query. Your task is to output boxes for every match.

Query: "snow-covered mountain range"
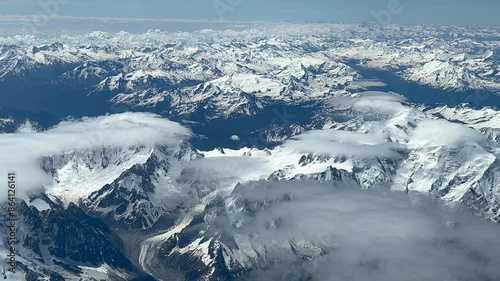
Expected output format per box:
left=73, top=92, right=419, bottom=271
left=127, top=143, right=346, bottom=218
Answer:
left=1, top=23, right=500, bottom=281
left=0, top=24, right=499, bottom=119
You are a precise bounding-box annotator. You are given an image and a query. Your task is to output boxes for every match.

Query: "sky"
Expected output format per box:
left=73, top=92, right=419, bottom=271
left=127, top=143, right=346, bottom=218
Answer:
left=0, top=0, right=499, bottom=27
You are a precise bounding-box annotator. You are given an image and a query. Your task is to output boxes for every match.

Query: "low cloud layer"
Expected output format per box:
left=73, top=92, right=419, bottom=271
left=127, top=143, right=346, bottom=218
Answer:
left=327, top=91, right=407, bottom=110
left=339, top=91, right=408, bottom=115
left=412, top=119, right=486, bottom=147
left=0, top=112, right=191, bottom=202
left=285, top=129, right=404, bottom=159
left=287, top=91, right=490, bottom=160
left=231, top=181, right=500, bottom=281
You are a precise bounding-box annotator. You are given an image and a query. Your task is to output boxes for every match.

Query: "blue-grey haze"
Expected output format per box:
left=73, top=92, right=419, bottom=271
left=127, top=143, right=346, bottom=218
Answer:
left=0, top=0, right=499, bottom=27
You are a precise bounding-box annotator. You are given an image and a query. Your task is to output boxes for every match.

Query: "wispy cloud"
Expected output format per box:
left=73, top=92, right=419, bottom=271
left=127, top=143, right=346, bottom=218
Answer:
left=412, top=119, right=486, bottom=147
left=231, top=181, right=500, bottom=281
left=0, top=112, right=191, bottom=201
left=328, top=91, right=408, bottom=114
left=285, top=129, right=405, bottom=159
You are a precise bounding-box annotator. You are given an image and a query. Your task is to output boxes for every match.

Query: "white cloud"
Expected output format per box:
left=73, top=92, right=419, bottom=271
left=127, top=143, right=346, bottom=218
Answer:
left=182, top=156, right=270, bottom=192
left=327, top=91, right=409, bottom=117
left=0, top=112, right=191, bottom=202
left=411, top=119, right=486, bottom=147
left=350, top=81, right=388, bottom=87
left=231, top=181, right=500, bottom=281
left=285, top=129, right=405, bottom=159
left=351, top=91, right=408, bottom=114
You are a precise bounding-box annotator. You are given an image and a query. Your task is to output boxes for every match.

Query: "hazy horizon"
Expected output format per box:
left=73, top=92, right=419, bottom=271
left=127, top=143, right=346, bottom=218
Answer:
left=0, top=0, right=499, bottom=28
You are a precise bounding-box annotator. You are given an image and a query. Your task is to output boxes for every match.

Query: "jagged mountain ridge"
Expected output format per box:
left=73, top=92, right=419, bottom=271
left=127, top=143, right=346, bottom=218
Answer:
left=0, top=24, right=499, bottom=122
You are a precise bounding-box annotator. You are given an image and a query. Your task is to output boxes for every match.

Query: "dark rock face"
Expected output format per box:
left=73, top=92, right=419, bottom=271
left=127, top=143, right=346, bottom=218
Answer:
left=82, top=144, right=201, bottom=230
left=0, top=200, right=154, bottom=280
